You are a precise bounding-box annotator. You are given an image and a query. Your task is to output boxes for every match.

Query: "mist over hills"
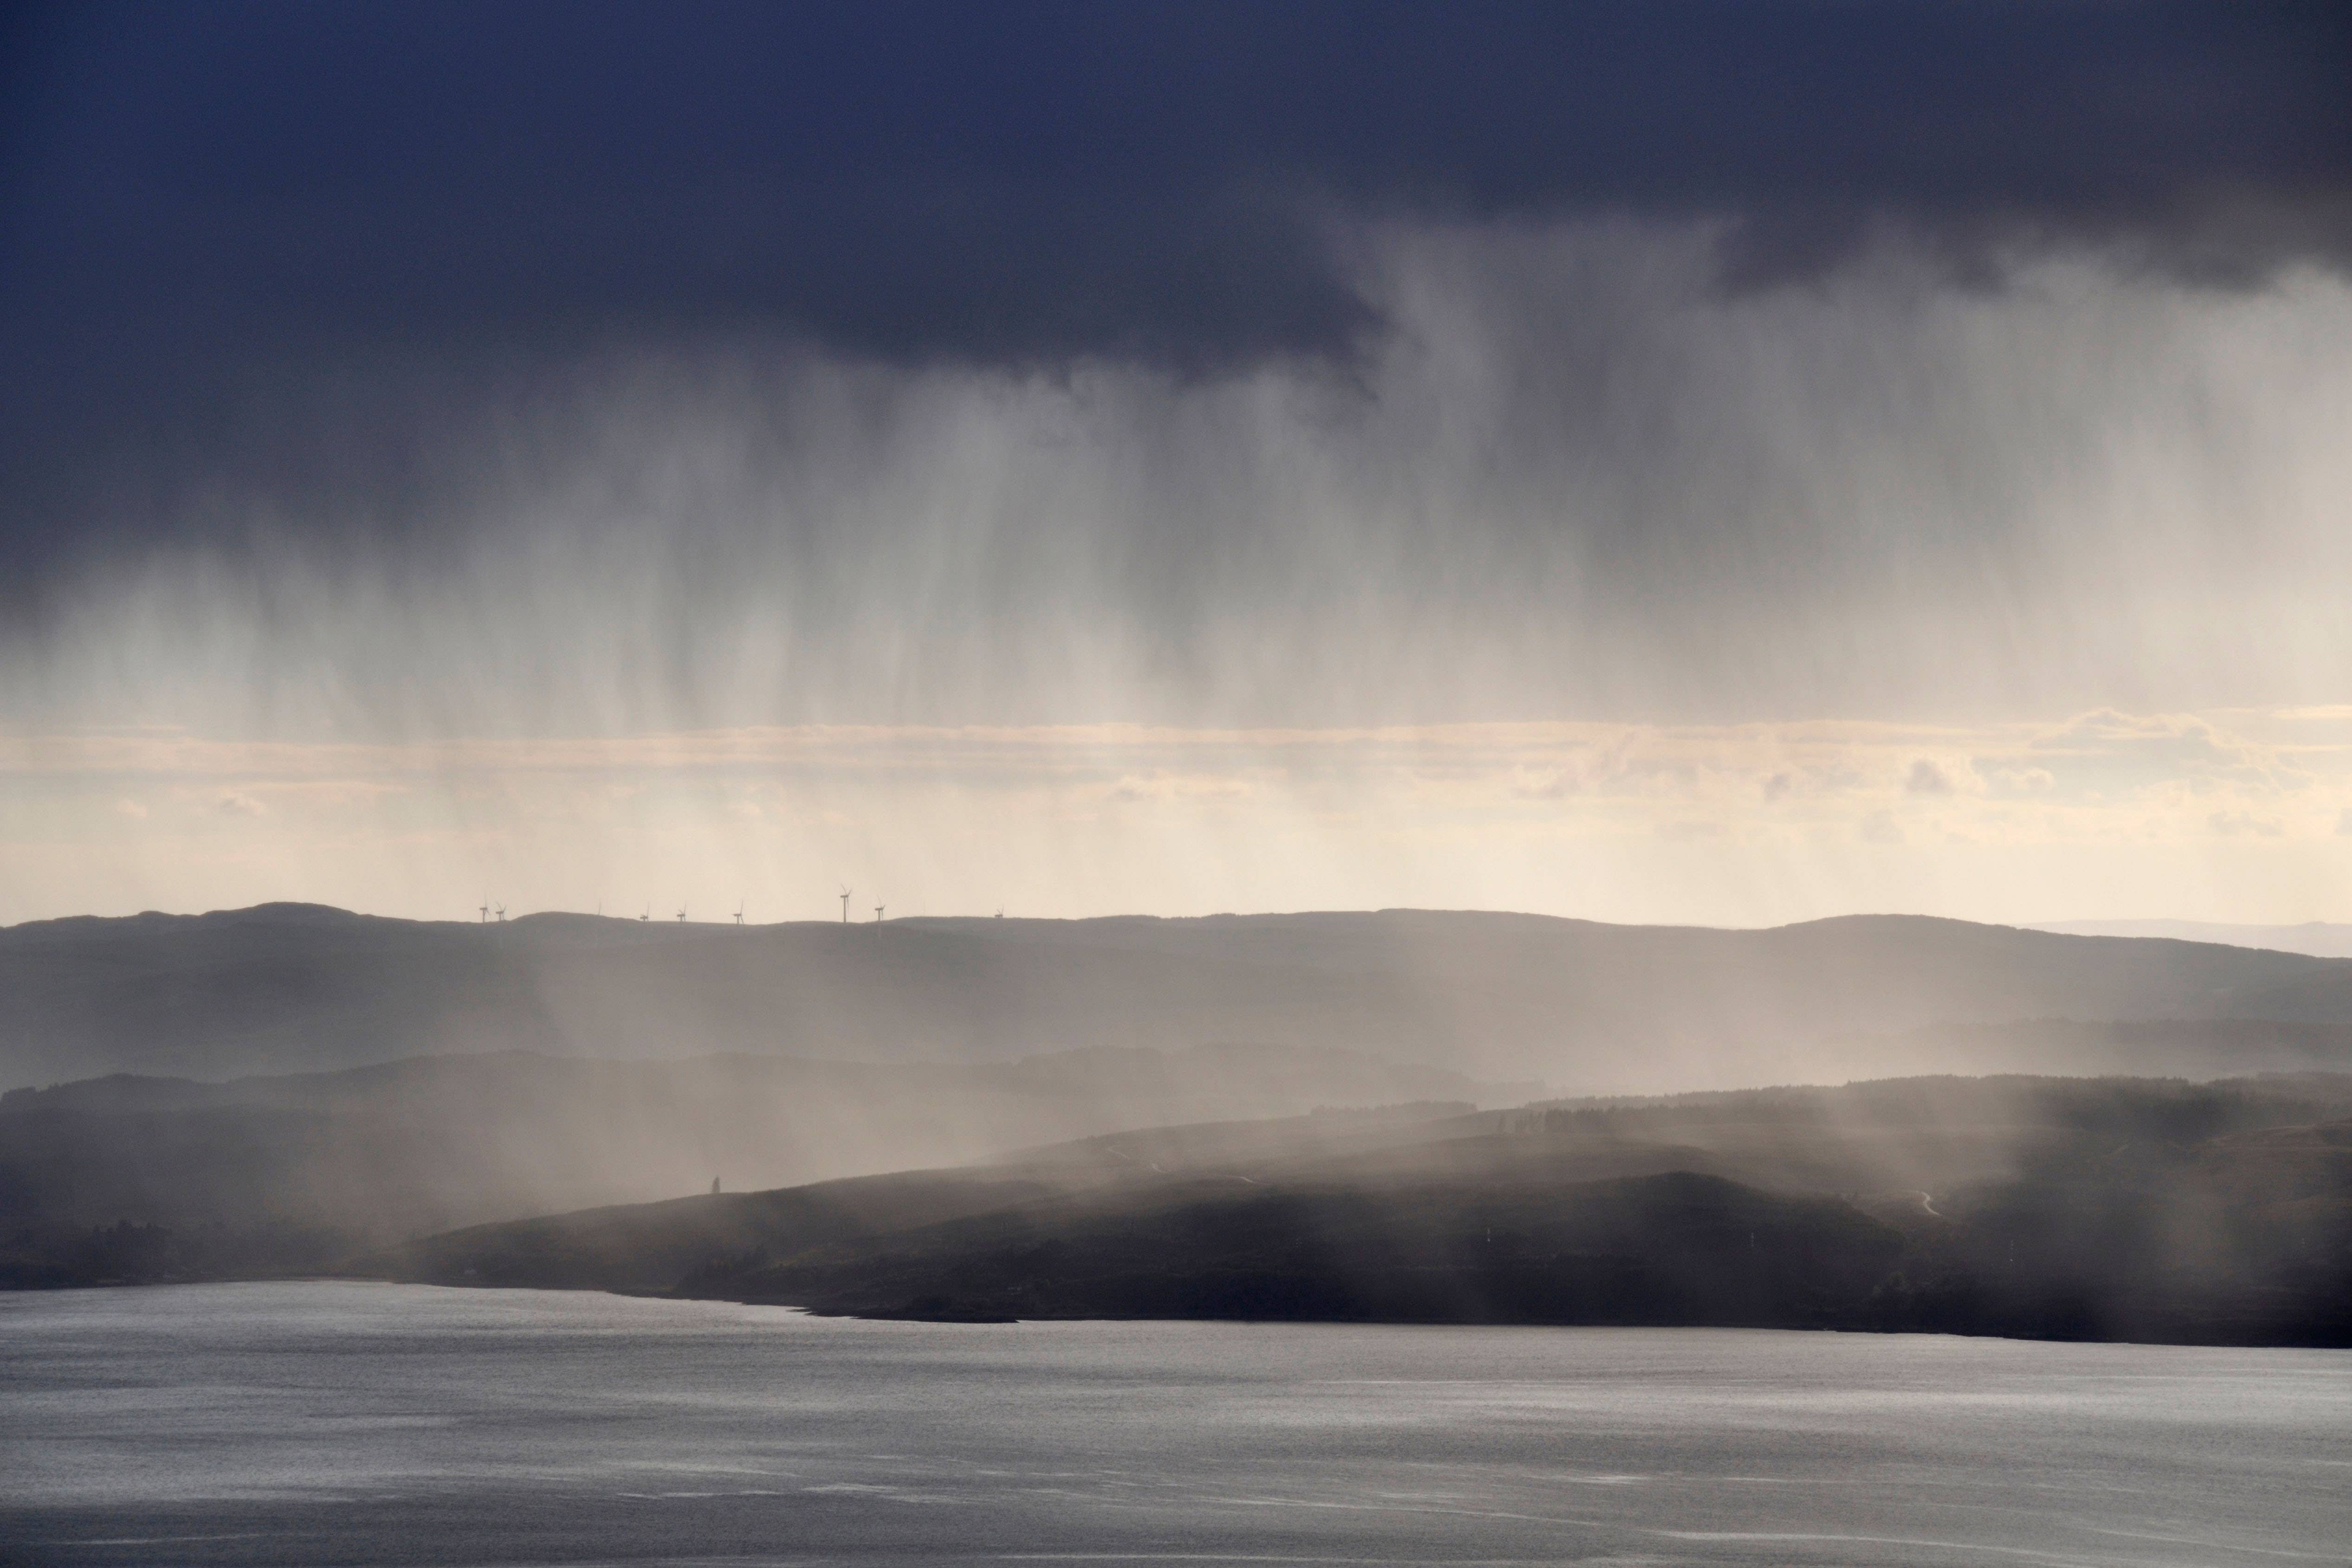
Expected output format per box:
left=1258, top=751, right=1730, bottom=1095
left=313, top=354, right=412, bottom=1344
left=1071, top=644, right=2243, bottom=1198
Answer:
left=374, top=1072, right=2352, bottom=1347
left=0, top=1042, right=1501, bottom=1256
left=13, top=902, right=2352, bottom=1306
left=10, top=903, right=2352, bottom=1093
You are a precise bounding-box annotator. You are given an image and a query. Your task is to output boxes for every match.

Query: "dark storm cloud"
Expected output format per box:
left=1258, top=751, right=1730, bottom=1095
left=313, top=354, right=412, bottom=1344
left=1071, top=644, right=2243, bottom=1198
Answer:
left=1, top=0, right=2347, bottom=586
left=10, top=1, right=2348, bottom=357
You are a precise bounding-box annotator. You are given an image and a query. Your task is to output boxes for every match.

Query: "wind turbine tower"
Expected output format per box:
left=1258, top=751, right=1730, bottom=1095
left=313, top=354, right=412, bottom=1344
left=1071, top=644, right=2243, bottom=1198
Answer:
left=676, top=906, right=688, bottom=923
left=873, top=902, right=885, bottom=923
left=495, top=903, right=506, bottom=923
left=839, top=886, right=850, bottom=924
left=478, top=900, right=489, bottom=923
left=733, top=902, right=744, bottom=926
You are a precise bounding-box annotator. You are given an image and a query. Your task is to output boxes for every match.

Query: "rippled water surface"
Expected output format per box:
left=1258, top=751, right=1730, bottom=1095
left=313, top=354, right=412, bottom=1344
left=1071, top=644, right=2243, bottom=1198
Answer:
left=3, top=1281, right=2346, bottom=1566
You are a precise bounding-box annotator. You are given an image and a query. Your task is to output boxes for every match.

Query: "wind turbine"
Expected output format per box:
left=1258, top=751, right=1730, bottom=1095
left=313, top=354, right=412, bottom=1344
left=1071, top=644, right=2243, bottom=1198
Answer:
left=675, top=905, right=688, bottom=923
left=494, top=903, right=506, bottom=923
left=733, top=902, right=744, bottom=926
left=839, top=886, right=850, bottom=924
left=640, top=904, right=650, bottom=922
left=478, top=900, right=489, bottom=924
left=873, top=902, right=885, bottom=923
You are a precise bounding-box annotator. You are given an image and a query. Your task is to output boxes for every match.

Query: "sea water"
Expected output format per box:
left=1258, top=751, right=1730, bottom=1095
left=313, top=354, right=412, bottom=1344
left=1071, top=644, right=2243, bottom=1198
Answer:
left=3, top=1281, right=2346, bottom=1566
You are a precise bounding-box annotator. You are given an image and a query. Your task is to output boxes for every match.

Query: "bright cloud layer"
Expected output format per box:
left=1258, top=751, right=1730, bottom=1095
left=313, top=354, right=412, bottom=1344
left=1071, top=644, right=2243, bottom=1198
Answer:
left=7, top=707, right=2349, bottom=928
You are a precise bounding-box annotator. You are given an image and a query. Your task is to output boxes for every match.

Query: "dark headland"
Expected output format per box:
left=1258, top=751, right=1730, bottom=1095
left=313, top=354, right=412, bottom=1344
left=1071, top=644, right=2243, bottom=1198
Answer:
left=365, top=1073, right=2352, bottom=1348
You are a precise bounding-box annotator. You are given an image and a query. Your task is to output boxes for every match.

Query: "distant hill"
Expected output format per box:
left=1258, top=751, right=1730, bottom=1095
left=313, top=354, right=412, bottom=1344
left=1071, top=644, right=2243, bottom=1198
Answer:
left=0, top=1043, right=1506, bottom=1258
left=7, top=904, right=2352, bottom=1092
left=367, top=1073, right=2352, bottom=1347
left=2034, top=920, right=2352, bottom=960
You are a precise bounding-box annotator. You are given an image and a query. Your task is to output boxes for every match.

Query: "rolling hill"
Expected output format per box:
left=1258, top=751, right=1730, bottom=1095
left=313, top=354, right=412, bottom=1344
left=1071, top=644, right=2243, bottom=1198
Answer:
left=367, top=1072, right=2352, bottom=1346
left=0, top=1043, right=1504, bottom=1268
left=9, top=903, right=2352, bottom=1091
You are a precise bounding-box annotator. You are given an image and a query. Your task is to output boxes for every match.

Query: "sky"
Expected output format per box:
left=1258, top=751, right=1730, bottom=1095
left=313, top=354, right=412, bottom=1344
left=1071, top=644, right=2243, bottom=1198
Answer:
left=3, top=1, right=2350, bottom=928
